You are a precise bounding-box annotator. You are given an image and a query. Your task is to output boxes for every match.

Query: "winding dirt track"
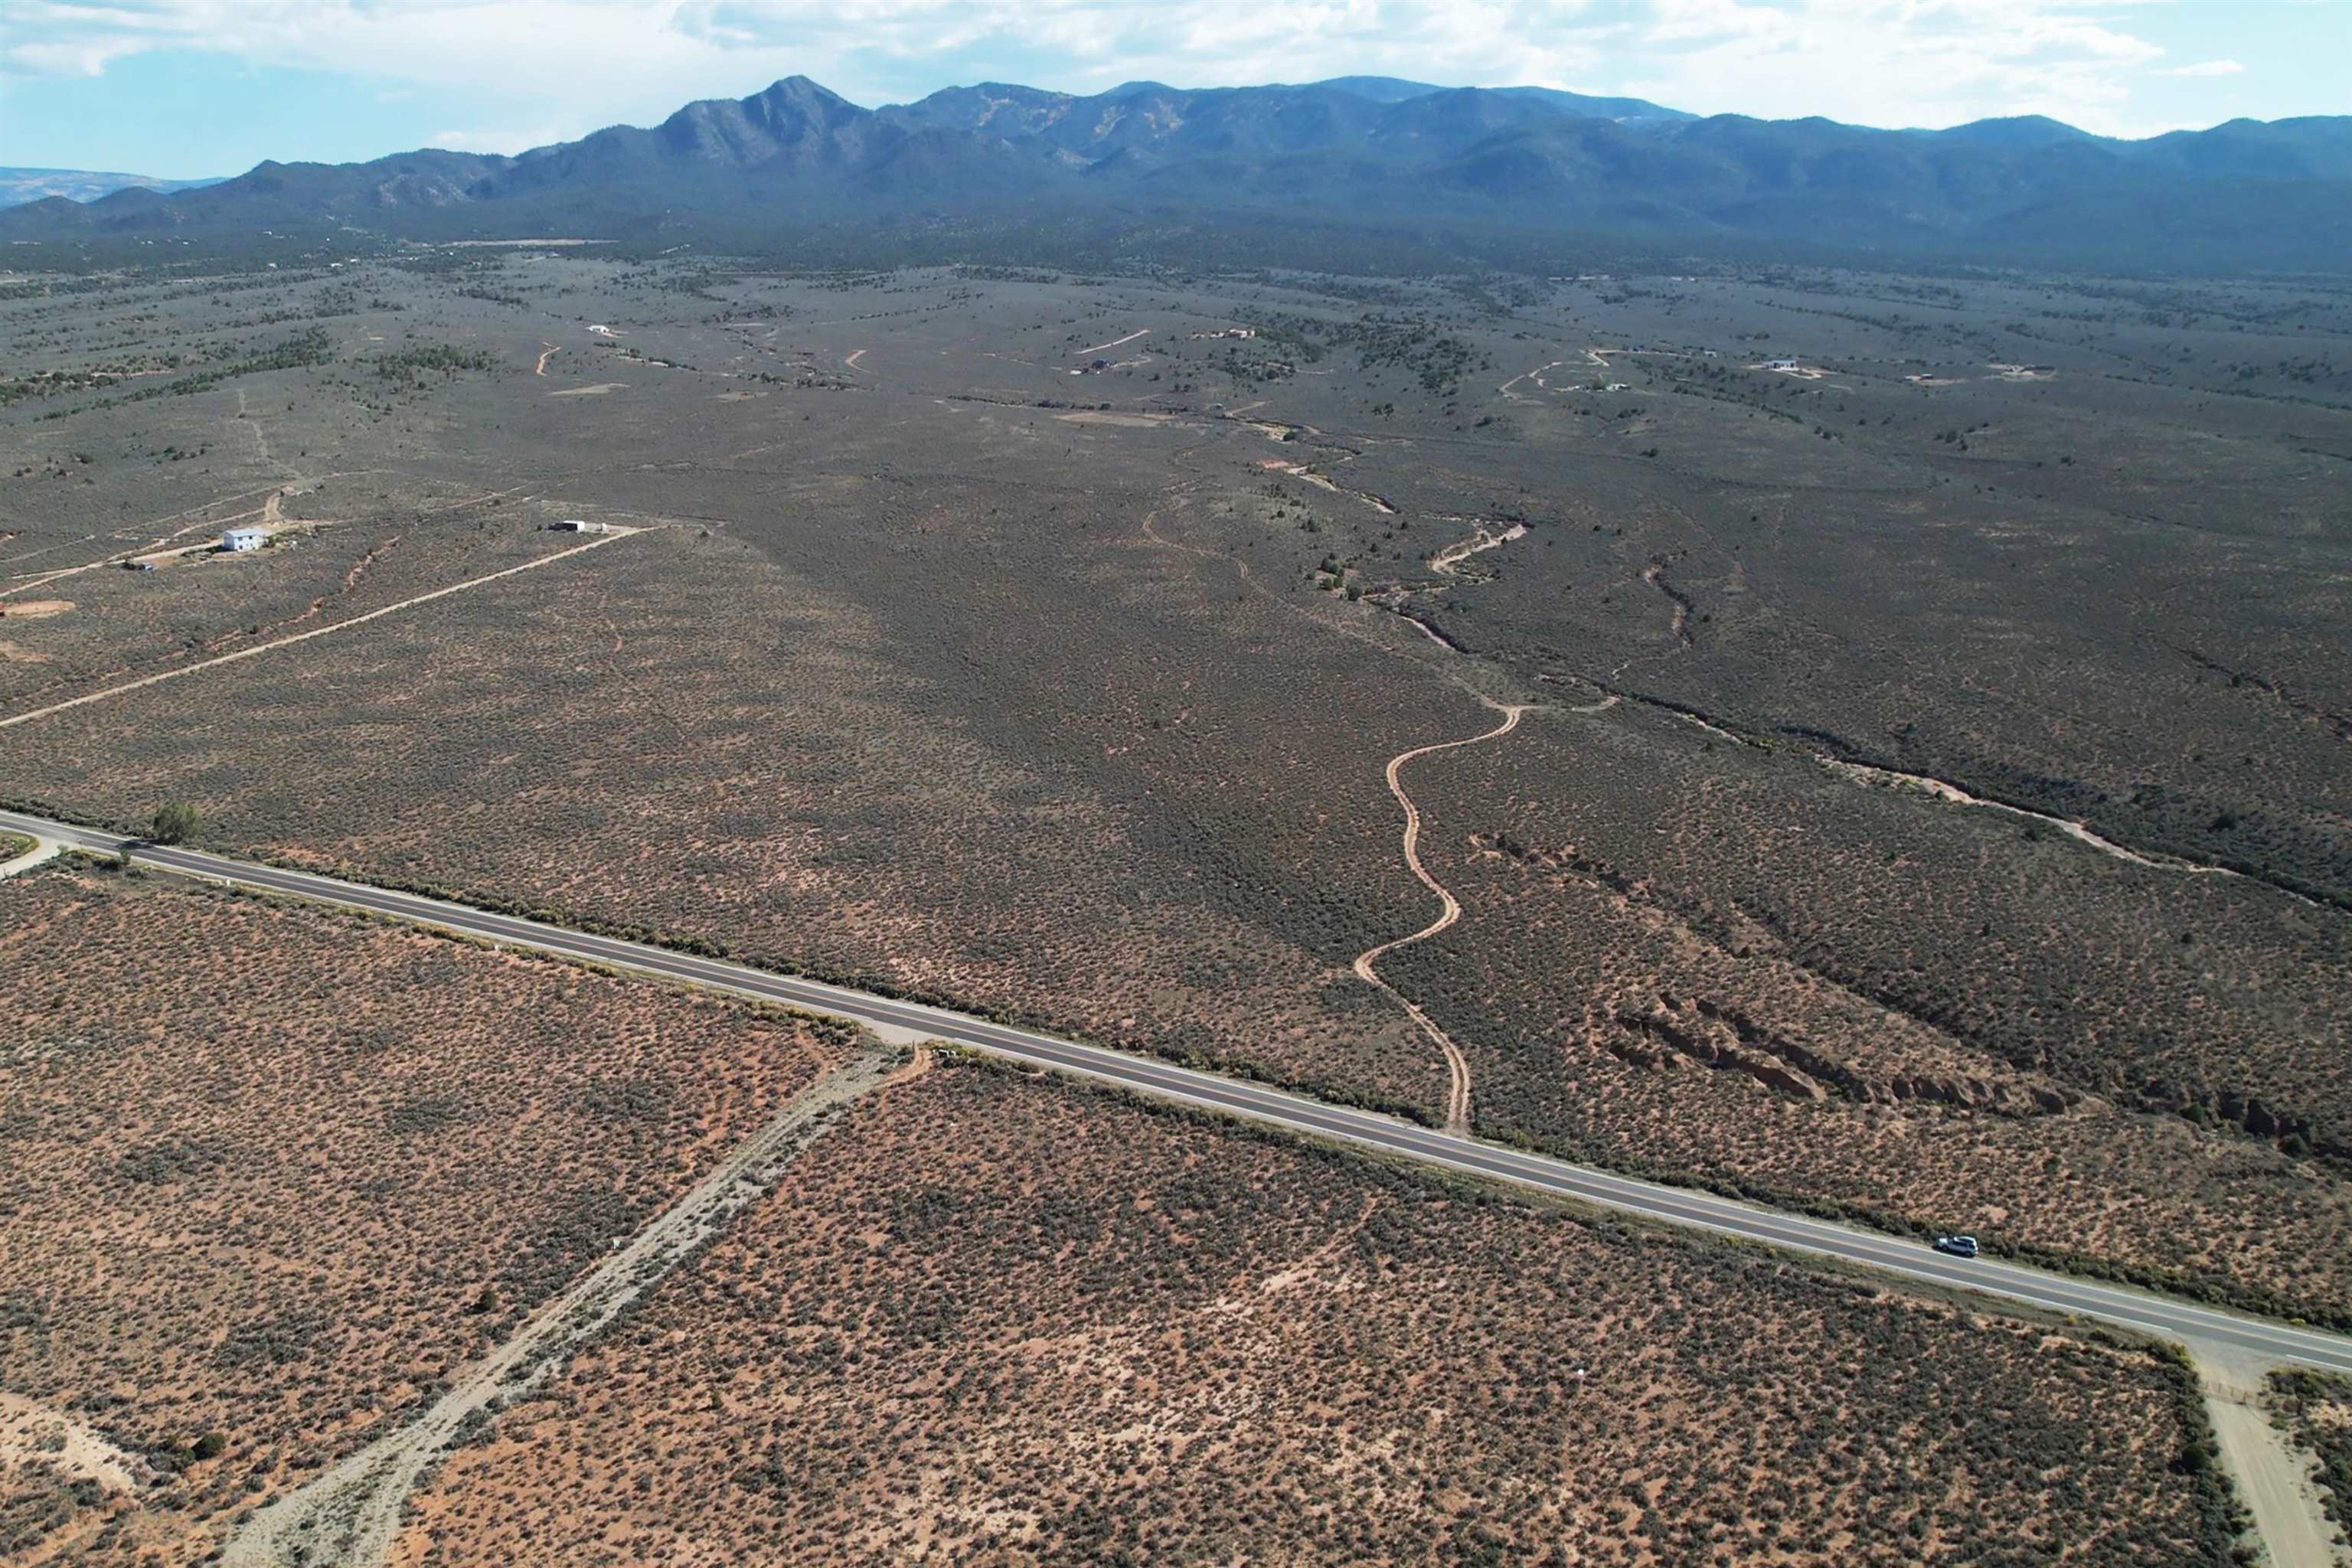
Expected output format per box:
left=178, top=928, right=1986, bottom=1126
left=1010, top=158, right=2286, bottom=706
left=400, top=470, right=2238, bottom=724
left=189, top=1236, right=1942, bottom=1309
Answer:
left=1138, top=498, right=1537, bottom=1134
left=1354, top=700, right=1532, bottom=1132
left=534, top=344, right=560, bottom=376
left=1498, top=359, right=1564, bottom=399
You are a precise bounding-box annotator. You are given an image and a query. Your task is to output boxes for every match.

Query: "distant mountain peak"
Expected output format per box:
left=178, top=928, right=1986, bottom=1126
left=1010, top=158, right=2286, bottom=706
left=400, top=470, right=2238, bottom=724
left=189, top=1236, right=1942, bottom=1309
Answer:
left=0, top=165, right=224, bottom=210
left=1932, top=114, right=2105, bottom=147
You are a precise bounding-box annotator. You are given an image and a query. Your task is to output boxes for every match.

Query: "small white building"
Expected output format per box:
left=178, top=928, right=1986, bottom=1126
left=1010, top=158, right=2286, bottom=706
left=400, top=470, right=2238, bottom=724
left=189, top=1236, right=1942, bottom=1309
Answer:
left=550, top=519, right=608, bottom=534
left=221, top=526, right=267, bottom=552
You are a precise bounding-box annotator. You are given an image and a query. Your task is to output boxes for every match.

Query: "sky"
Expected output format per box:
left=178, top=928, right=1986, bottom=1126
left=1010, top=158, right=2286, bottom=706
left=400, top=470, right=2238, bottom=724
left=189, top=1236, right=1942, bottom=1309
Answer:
left=1, top=0, right=2345, bottom=178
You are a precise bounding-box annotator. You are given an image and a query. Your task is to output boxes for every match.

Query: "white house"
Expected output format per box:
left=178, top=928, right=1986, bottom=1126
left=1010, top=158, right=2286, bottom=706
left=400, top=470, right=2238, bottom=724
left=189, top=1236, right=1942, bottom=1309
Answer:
left=221, top=526, right=268, bottom=552
left=550, top=519, right=608, bottom=534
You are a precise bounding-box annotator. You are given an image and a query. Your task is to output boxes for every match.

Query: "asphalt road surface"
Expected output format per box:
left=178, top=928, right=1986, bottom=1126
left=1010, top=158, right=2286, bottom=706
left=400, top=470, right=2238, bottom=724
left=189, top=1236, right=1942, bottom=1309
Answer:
left=8, top=805, right=2350, bottom=1376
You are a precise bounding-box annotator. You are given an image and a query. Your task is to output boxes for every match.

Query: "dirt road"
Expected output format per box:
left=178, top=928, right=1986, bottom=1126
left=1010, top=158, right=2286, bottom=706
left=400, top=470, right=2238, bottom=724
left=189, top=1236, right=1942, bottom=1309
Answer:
left=1354, top=699, right=1533, bottom=1131
left=0, top=528, right=634, bottom=733
left=0, top=835, right=60, bottom=880
left=2200, top=1354, right=2347, bottom=1567
left=1498, top=359, right=1564, bottom=398
left=2, top=488, right=282, bottom=599
left=222, top=1047, right=904, bottom=1568
left=1078, top=328, right=1150, bottom=355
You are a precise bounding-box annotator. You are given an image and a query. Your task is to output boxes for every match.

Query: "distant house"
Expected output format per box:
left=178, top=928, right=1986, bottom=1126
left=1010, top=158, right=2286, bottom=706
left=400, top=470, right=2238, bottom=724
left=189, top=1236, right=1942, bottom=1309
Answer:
left=549, top=519, right=608, bottom=534
left=221, top=526, right=267, bottom=552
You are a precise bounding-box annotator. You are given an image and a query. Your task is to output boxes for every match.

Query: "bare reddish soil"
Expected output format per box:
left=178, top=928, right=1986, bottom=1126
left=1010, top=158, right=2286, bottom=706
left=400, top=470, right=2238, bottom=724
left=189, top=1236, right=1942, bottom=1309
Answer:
left=394, top=1063, right=2230, bottom=1567
left=0, top=867, right=848, bottom=1565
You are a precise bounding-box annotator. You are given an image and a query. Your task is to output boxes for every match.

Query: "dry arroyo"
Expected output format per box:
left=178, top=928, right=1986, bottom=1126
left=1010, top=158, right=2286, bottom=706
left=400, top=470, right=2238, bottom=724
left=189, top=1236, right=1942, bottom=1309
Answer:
left=1431, top=518, right=1529, bottom=575
left=218, top=1048, right=904, bottom=1568
left=1815, top=753, right=2311, bottom=899
left=1355, top=697, right=1534, bottom=1131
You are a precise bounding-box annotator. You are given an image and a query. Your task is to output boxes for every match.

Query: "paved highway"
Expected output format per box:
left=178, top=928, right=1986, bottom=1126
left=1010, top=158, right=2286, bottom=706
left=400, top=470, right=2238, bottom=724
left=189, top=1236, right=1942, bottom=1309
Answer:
left=8, top=805, right=2350, bottom=1375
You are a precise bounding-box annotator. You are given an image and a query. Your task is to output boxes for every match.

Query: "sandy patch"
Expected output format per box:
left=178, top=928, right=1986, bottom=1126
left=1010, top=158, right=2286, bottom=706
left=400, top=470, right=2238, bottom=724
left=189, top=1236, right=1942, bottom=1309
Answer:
left=0, top=1392, right=149, bottom=1494
left=0, top=638, right=52, bottom=662
left=550, top=383, right=627, bottom=397
left=1, top=599, right=71, bottom=619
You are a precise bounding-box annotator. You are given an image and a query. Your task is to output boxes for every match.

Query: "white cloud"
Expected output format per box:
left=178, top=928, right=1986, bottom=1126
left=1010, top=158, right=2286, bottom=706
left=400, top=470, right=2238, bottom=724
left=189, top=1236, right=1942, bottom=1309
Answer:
left=5, top=31, right=151, bottom=76
left=2158, top=58, right=2246, bottom=78
left=1609, top=0, right=2180, bottom=133
left=0, top=0, right=2252, bottom=139
left=429, top=121, right=585, bottom=154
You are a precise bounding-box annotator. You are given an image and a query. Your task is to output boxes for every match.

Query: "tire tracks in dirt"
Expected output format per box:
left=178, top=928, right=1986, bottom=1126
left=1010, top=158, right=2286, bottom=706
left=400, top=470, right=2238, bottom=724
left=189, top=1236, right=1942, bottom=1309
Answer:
left=220, top=1047, right=904, bottom=1568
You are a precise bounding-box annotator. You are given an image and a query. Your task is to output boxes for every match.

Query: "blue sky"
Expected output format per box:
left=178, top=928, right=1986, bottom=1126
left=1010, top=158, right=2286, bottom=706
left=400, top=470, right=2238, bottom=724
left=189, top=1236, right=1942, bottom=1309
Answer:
left=2, top=0, right=2344, bottom=178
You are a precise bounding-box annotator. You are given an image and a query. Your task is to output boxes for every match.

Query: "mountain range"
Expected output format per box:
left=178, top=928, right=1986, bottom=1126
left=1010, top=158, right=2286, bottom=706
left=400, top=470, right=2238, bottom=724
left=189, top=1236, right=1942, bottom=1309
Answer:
left=0, top=166, right=223, bottom=208
left=8, top=75, right=2347, bottom=269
